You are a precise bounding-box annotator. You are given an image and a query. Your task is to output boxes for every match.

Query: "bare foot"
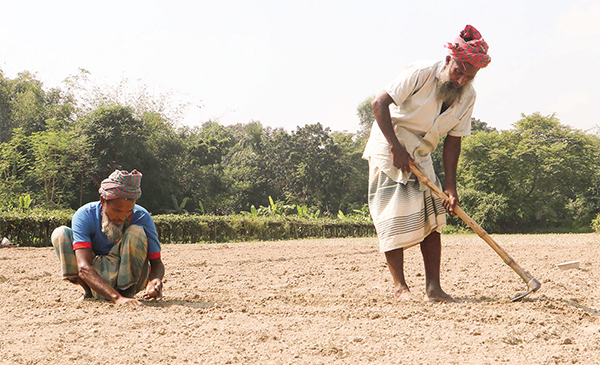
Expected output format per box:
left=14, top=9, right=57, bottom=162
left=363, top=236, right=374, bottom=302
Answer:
left=394, top=289, right=422, bottom=302
left=425, top=289, right=456, bottom=303
left=78, top=291, right=93, bottom=302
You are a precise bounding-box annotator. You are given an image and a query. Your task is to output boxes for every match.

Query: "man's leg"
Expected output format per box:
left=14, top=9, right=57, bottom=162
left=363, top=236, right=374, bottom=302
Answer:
left=51, top=226, right=92, bottom=300
left=89, top=225, right=149, bottom=299
left=117, top=225, right=149, bottom=297
left=420, top=231, right=455, bottom=302
left=385, top=248, right=420, bottom=301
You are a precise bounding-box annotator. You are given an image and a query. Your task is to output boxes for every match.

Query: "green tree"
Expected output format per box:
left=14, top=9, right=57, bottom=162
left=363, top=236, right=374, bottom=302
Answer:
left=0, top=71, right=75, bottom=143
left=331, top=130, right=368, bottom=211
left=172, top=122, right=235, bottom=214
left=356, top=96, right=375, bottom=145
left=431, top=117, right=497, bottom=187
left=135, top=111, right=186, bottom=212
left=471, top=118, right=496, bottom=133
left=222, top=121, right=277, bottom=212
left=80, top=105, right=169, bottom=211
left=27, top=120, right=90, bottom=208
left=284, top=123, right=349, bottom=212
left=459, top=113, right=600, bottom=232
left=0, top=128, right=29, bottom=208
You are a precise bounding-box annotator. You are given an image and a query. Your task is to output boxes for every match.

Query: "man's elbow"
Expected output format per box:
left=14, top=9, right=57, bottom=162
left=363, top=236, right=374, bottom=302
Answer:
left=371, top=93, right=393, bottom=116
left=371, top=98, right=383, bottom=114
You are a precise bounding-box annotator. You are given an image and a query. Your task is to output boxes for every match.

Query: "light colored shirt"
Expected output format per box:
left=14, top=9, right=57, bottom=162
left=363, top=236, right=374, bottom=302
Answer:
left=362, top=59, right=475, bottom=185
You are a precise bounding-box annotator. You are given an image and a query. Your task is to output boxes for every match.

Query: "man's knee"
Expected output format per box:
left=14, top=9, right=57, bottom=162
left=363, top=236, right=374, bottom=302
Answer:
left=51, top=226, right=71, bottom=247
left=125, top=224, right=146, bottom=239
left=122, top=225, right=148, bottom=253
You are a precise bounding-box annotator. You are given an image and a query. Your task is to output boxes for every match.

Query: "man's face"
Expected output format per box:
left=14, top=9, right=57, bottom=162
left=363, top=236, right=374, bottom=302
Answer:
left=446, top=56, right=480, bottom=88
left=100, top=197, right=135, bottom=226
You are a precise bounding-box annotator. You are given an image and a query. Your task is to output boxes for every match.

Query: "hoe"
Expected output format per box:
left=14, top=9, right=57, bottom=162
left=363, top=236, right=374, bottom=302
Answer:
left=409, top=163, right=541, bottom=301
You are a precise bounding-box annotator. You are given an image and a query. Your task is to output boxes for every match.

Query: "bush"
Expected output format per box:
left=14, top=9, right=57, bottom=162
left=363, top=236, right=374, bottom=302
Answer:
left=153, top=214, right=376, bottom=243
left=0, top=210, right=376, bottom=247
left=441, top=224, right=470, bottom=234
left=0, top=208, right=74, bottom=247
left=592, top=213, right=600, bottom=233
left=458, top=188, right=511, bottom=233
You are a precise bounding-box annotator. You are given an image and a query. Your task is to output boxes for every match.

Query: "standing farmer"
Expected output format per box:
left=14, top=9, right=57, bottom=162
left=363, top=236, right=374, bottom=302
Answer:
left=362, top=25, right=491, bottom=302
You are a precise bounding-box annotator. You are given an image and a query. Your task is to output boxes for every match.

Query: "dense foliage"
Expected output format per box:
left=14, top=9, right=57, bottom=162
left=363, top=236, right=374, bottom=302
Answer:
left=457, top=113, right=600, bottom=232
left=593, top=214, right=600, bottom=233
left=1, top=70, right=599, bottom=234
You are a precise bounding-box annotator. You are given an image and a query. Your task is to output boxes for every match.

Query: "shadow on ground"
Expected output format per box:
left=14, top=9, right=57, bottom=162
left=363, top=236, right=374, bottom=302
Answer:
left=143, top=299, right=216, bottom=309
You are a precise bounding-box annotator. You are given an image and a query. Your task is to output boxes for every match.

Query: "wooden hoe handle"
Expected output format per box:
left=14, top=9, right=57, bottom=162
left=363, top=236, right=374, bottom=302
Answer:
left=409, top=162, right=541, bottom=294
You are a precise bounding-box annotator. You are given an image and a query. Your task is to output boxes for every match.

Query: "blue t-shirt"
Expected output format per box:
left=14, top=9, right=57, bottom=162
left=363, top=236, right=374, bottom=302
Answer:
left=71, top=201, right=161, bottom=259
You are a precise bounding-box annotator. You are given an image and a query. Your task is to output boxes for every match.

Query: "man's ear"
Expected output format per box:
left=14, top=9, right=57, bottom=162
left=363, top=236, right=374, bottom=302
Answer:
left=445, top=55, right=452, bottom=65
left=100, top=196, right=106, bottom=206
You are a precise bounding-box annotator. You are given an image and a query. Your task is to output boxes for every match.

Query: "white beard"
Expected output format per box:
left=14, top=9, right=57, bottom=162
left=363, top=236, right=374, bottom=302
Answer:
left=436, top=63, right=469, bottom=106
left=101, top=209, right=128, bottom=243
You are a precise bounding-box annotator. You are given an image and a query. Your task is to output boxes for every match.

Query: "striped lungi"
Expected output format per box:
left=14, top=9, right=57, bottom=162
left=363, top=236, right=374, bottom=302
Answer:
left=51, top=225, right=150, bottom=299
left=368, top=163, right=446, bottom=252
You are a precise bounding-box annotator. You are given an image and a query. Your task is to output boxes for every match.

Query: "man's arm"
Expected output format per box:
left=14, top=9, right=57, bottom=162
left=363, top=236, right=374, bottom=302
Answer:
left=74, top=248, right=142, bottom=306
left=371, top=90, right=413, bottom=173
left=442, top=135, right=462, bottom=215
left=143, top=258, right=164, bottom=301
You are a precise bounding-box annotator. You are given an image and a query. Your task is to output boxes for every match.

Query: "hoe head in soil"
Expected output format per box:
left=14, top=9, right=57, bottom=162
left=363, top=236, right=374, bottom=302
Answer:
left=511, top=278, right=542, bottom=302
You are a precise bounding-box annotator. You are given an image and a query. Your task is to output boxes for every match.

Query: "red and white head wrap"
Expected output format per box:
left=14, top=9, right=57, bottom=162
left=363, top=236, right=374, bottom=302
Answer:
left=98, top=169, right=143, bottom=200
left=444, top=25, right=491, bottom=68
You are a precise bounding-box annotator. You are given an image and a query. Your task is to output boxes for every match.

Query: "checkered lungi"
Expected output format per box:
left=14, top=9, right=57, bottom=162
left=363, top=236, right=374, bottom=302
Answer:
left=368, top=164, right=446, bottom=253
left=51, top=225, right=150, bottom=299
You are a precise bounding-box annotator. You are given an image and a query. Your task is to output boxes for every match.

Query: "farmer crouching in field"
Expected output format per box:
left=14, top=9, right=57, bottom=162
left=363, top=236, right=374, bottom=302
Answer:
left=362, top=25, right=490, bottom=302
left=51, top=169, right=164, bottom=306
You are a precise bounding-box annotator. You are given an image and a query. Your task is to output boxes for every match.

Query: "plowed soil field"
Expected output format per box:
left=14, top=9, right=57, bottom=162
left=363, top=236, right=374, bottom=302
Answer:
left=1, top=234, right=599, bottom=364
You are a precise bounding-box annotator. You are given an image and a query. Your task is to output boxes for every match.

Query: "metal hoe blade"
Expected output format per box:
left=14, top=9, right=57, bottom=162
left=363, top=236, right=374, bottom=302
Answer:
left=511, top=278, right=542, bottom=302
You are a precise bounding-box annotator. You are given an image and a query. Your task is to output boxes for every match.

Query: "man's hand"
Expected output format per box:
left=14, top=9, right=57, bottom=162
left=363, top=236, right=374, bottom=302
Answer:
left=76, top=248, right=141, bottom=305
left=442, top=187, right=459, bottom=215
left=372, top=91, right=413, bottom=173
left=115, top=296, right=143, bottom=307
left=391, top=145, right=413, bottom=173
left=143, top=278, right=163, bottom=301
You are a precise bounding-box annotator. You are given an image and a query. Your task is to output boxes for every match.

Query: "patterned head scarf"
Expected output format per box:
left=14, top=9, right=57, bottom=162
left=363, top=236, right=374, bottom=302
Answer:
left=444, top=25, right=491, bottom=68
left=98, top=169, right=143, bottom=200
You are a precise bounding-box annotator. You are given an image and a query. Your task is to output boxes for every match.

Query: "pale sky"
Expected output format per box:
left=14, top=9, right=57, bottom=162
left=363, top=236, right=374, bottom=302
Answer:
left=1, top=0, right=599, bottom=133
